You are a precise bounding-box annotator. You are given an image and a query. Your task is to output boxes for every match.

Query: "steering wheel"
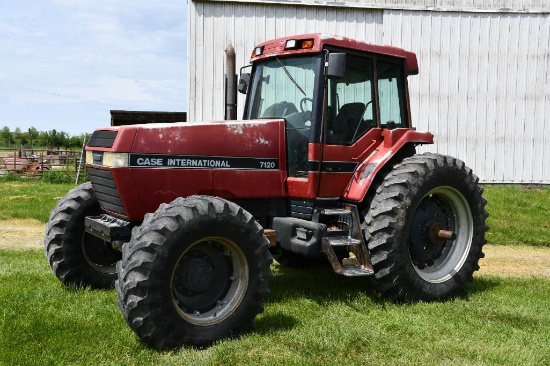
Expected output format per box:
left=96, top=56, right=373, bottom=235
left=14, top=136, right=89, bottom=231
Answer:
left=299, top=97, right=313, bottom=112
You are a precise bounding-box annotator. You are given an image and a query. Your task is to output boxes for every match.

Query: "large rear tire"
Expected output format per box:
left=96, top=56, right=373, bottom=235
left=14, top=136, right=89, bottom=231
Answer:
left=116, top=196, right=272, bottom=349
left=44, top=182, right=120, bottom=288
left=365, top=153, right=488, bottom=302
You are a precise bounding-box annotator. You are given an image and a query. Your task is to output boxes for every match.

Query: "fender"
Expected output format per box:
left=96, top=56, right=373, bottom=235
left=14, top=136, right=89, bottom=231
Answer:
left=343, top=128, right=433, bottom=203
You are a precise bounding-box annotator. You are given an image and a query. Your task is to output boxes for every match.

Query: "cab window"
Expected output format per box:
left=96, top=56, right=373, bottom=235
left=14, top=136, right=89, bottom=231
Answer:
left=327, top=55, right=375, bottom=145
left=377, top=61, right=407, bottom=128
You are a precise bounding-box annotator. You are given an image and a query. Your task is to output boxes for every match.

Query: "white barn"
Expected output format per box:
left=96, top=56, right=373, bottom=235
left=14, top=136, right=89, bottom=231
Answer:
left=187, top=0, right=550, bottom=184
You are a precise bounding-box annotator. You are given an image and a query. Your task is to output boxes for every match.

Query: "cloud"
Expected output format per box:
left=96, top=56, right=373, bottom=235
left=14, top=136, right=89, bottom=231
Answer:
left=68, top=75, right=155, bottom=103
left=0, top=0, right=187, bottom=135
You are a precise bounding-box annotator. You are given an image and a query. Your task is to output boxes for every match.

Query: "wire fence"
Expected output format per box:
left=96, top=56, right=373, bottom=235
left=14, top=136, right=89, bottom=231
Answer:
left=0, top=148, right=86, bottom=183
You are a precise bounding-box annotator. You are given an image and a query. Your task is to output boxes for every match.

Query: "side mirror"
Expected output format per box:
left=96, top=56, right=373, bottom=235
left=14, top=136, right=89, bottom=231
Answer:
left=237, top=73, right=250, bottom=94
left=327, top=53, right=346, bottom=79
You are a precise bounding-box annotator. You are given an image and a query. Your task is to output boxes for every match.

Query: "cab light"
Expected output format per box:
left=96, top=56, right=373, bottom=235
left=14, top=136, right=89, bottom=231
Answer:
left=301, top=39, right=314, bottom=49
left=252, top=46, right=263, bottom=57
left=285, top=39, right=297, bottom=49
left=285, top=39, right=314, bottom=50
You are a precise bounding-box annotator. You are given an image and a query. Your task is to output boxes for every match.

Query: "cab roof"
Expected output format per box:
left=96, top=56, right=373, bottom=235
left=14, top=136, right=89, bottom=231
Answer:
left=250, top=33, right=418, bottom=75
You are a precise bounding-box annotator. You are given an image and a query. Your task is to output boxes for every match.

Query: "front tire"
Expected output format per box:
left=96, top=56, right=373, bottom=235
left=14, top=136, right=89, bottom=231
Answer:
left=116, top=196, right=272, bottom=349
left=365, top=153, right=488, bottom=302
left=44, top=182, right=121, bottom=288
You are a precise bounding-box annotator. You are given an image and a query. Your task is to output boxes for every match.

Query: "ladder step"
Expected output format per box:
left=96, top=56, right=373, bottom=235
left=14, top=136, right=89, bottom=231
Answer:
left=326, top=228, right=348, bottom=235
left=340, top=265, right=374, bottom=277
left=320, top=208, right=352, bottom=216
left=324, top=236, right=361, bottom=246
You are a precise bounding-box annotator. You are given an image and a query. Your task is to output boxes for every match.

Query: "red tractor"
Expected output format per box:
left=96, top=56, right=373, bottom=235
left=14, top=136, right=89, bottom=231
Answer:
left=44, top=34, right=487, bottom=349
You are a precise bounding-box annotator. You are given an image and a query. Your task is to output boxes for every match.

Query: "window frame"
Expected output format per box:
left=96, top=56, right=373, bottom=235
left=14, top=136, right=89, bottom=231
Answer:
left=322, top=47, right=412, bottom=143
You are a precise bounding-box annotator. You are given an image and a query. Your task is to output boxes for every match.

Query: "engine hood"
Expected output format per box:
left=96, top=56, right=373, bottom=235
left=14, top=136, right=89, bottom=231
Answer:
left=130, top=119, right=285, bottom=157
left=85, top=119, right=289, bottom=220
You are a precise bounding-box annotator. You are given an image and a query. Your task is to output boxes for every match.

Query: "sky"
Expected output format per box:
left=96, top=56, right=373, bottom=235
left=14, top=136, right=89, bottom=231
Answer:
left=0, top=0, right=187, bottom=136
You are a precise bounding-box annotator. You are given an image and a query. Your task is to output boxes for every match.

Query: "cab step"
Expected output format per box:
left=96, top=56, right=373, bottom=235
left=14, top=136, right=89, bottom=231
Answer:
left=323, top=236, right=361, bottom=246
left=340, top=265, right=374, bottom=277
left=319, top=204, right=374, bottom=277
left=320, top=208, right=354, bottom=216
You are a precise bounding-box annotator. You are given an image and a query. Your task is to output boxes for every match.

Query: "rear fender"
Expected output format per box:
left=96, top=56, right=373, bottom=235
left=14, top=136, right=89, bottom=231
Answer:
left=343, top=129, right=433, bottom=203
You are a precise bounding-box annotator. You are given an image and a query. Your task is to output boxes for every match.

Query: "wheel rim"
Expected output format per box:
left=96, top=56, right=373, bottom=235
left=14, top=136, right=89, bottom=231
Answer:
left=408, top=186, right=473, bottom=283
left=82, top=233, right=120, bottom=274
left=171, top=236, right=249, bottom=326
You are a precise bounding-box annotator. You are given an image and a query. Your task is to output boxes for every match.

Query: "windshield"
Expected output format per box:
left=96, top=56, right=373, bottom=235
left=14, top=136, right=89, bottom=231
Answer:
left=245, top=56, right=318, bottom=121
left=245, top=55, right=321, bottom=178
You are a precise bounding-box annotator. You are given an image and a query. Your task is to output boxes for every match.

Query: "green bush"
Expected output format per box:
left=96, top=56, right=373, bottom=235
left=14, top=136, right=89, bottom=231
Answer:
left=40, top=170, right=74, bottom=184
left=0, top=171, right=20, bottom=182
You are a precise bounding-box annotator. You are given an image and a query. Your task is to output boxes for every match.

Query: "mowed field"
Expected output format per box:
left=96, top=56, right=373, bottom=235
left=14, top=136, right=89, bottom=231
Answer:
left=0, top=182, right=549, bottom=365
left=2, top=218, right=548, bottom=278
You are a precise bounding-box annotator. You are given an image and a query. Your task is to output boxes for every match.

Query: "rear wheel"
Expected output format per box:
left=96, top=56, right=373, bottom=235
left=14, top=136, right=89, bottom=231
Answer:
left=44, top=182, right=120, bottom=288
left=116, top=196, right=272, bottom=349
left=365, top=153, right=488, bottom=302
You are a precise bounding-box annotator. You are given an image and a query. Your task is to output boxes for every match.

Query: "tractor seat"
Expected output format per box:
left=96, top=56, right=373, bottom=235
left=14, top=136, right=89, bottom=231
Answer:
left=328, top=102, right=366, bottom=144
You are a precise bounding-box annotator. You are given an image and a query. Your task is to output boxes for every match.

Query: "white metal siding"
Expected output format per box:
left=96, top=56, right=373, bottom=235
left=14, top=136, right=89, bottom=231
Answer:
left=385, top=10, right=550, bottom=183
left=189, top=1, right=550, bottom=183
left=205, top=0, right=550, bottom=12
left=188, top=2, right=383, bottom=122
left=339, top=0, right=550, bottom=9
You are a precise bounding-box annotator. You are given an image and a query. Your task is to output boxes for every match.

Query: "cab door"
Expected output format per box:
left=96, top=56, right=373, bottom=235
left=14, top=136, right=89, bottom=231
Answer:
left=318, top=54, right=408, bottom=198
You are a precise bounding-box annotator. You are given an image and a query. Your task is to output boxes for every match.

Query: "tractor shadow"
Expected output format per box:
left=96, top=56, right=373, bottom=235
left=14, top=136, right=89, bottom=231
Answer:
left=461, top=276, right=502, bottom=299
left=266, top=263, right=381, bottom=305
left=267, top=262, right=501, bottom=305
left=253, top=263, right=501, bottom=335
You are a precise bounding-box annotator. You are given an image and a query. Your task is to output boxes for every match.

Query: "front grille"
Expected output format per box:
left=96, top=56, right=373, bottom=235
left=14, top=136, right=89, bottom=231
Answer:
left=87, top=167, right=126, bottom=215
left=87, top=130, right=118, bottom=148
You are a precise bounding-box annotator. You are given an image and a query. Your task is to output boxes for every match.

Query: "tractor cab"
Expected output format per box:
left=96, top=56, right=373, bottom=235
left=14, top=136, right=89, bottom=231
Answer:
left=239, top=34, right=428, bottom=201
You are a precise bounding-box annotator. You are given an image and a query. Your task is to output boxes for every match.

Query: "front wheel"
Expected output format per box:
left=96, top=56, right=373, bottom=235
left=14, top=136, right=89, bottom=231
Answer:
left=116, top=196, right=272, bottom=349
left=365, top=153, right=488, bottom=302
left=44, top=182, right=120, bottom=288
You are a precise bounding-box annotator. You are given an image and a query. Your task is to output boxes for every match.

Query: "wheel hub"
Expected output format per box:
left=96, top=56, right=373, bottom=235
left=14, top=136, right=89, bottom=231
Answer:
left=409, top=197, right=450, bottom=268
left=170, top=238, right=250, bottom=326
left=182, top=258, right=214, bottom=291
left=427, top=221, right=446, bottom=246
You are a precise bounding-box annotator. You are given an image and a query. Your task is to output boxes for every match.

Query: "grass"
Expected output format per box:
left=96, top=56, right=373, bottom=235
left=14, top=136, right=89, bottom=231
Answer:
left=0, top=181, right=73, bottom=222
left=484, top=185, right=550, bottom=247
left=1, top=249, right=549, bottom=365
left=0, top=181, right=548, bottom=246
left=0, top=182, right=549, bottom=364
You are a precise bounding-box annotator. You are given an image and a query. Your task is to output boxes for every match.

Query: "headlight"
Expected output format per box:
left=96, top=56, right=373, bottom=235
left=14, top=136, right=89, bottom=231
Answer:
left=86, top=151, right=129, bottom=168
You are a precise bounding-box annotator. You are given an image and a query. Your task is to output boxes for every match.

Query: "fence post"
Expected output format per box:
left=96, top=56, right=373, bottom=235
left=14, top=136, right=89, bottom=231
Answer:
left=75, top=137, right=86, bottom=185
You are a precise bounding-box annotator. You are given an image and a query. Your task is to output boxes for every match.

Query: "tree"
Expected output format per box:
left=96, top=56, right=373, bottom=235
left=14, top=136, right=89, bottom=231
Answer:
left=12, top=128, right=26, bottom=147
left=37, top=131, right=49, bottom=147
left=28, top=127, right=39, bottom=148
left=48, top=130, right=62, bottom=149
left=69, top=135, right=83, bottom=148
left=59, top=131, right=69, bottom=149
left=0, top=126, right=14, bottom=147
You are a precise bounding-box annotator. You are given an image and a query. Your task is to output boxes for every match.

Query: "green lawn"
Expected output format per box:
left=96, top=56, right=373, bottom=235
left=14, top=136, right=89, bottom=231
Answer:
left=483, top=185, right=550, bottom=247
left=0, top=182, right=549, bottom=364
left=1, top=181, right=548, bottom=247
left=1, top=249, right=549, bottom=365
left=0, top=181, right=73, bottom=222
